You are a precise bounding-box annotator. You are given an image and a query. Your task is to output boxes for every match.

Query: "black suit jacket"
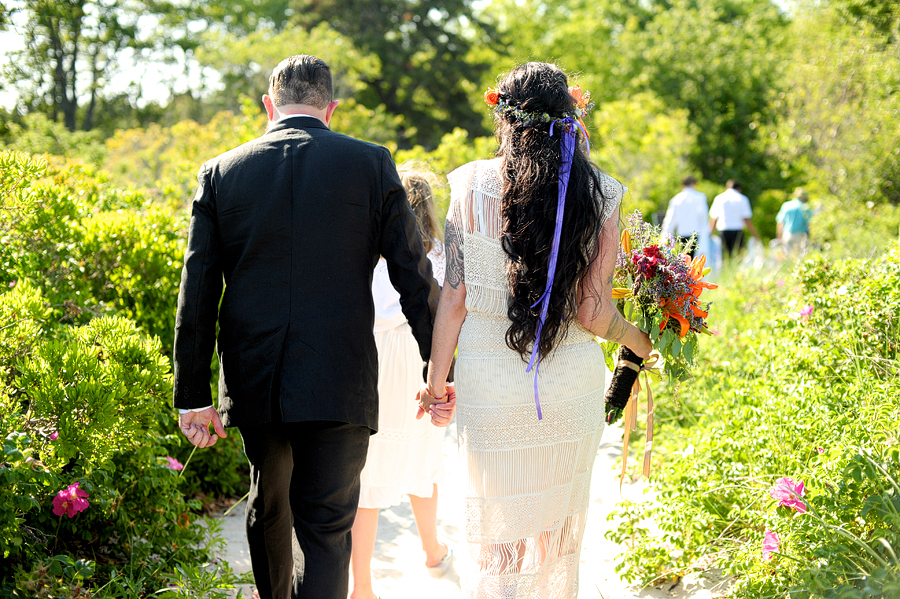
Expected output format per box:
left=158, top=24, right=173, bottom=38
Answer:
left=172, top=116, right=440, bottom=431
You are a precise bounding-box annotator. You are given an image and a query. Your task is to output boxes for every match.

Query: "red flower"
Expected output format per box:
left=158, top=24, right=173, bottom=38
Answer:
left=484, top=89, right=499, bottom=106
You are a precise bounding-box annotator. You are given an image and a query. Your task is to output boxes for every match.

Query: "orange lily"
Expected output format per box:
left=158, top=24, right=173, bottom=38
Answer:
left=621, top=229, right=631, bottom=254
left=659, top=298, right=691, bottom=338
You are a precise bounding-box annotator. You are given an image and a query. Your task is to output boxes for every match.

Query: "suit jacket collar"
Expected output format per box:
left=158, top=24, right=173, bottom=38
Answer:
left=266, top=115, right=329, bottom=135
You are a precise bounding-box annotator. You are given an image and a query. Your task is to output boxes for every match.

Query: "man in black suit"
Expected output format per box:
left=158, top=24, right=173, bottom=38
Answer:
left=172, top=55, right=440, bottom=599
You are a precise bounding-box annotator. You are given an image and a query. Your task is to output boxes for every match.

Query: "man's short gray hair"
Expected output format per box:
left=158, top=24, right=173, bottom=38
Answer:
left=268, top=55, right=333, bottom=109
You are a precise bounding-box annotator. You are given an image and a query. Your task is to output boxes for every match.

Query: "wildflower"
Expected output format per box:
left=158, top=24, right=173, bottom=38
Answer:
left=164, top=456, right=184, bottom=471
left=52, top=482, right=89, bottom=518
left=49, top=431, right=59, bottom=441
left=770, top=477, right=807, bottom=513
left=817, top=447, right=825, bottom=454
left=799, top=305, right=814, bottom=318
left=483, top=89, right=499, bottom=106
left=762, top=529, right=780, bottom=560
left=8, top=281, right=15, bottom=288
left=776, top=279, right=785, bottom=287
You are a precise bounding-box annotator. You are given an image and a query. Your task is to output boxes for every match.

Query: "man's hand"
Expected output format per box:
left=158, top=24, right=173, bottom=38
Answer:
left=179, top=407, right=227, bottom=448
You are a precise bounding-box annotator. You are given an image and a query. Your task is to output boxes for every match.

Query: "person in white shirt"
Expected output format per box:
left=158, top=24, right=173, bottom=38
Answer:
left=661, top=175, right=708, bottom=258
left=709, top=179, right=761, bottom=258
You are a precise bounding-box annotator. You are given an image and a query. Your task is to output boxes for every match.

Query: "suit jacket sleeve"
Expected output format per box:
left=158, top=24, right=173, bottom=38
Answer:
left=172, top=163, right=224, bottom=409
left=378, top=148, right=441, bottom=364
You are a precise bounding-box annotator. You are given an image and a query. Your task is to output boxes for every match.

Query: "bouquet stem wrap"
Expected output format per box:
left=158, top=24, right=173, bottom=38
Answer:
left=604, top=346, right=657, bottom=488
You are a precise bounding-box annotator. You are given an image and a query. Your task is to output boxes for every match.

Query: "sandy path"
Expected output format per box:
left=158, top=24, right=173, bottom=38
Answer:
left=218, top=419, right=727, bottom=598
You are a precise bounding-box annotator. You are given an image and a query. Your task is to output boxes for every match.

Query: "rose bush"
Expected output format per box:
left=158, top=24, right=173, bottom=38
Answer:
left=606, top=246, right=900, bottom=597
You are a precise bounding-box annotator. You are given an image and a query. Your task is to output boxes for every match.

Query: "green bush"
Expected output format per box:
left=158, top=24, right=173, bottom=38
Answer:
left=606, top=246, right=900, bottom=596
left=0, top=152, right=250, bottom=594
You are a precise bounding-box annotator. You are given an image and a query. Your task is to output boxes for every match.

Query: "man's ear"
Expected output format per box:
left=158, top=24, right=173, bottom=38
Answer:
left=263, top=94, right=276, bottom=121
left=324, top=100, right=340, bottom=125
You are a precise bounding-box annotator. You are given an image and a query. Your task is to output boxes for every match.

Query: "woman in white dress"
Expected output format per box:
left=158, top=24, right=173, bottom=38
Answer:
left=420, top=63, right=651, bottom=598
left=349, top=165, right=452, bottom=599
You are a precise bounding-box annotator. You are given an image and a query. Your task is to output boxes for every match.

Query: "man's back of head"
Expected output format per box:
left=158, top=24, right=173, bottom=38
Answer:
left=726, top=179, right=742, bottom=192
left=268, top=55, right=333, bottom=109
left=682, top=175, right=697, bottom=188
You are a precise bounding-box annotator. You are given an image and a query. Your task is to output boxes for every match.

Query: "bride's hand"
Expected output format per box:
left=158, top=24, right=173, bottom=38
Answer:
left=626, top=328, right=653, bottom=361
left=415, top=382, right=449, bottom=419
left=430, top=384, right=456, bottom=427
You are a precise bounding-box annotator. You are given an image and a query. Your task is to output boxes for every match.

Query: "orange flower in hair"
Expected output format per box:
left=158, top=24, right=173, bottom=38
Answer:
left=484, top=89, right=499, bottom=106
left=568, top=85, right=590, bottom=111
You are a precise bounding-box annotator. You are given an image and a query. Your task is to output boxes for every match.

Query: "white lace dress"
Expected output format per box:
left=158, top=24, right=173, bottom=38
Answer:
left=446, top=159, right=622, bottom=598
left=358, top=241, right=446, bottom=508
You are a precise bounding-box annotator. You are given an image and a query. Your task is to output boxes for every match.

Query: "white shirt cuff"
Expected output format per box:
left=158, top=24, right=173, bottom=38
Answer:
left=178, top=406, right=213, bottom=414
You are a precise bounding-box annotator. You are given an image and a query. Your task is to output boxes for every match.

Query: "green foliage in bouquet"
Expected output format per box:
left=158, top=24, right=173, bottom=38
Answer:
left=604, top=246, right=900, bottom=596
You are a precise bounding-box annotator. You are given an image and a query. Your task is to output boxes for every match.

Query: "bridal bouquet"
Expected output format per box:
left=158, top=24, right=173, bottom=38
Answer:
left=603, top=211, right=718, bottom=426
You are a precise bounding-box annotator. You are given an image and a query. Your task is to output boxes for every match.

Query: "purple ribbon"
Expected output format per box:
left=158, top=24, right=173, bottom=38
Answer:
left=525, top=117, right=590, bottom=420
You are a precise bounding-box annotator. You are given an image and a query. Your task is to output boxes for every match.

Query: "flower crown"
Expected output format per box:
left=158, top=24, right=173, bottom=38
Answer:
left=484, top=85, right=594, bottom=127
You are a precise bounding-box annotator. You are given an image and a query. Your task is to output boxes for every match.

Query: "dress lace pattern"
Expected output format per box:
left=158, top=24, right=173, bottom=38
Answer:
left=446, top=159, right=623, bottom=598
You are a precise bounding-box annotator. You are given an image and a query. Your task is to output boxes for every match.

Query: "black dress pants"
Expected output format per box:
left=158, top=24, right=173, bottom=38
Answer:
left=239, top=421, right=370, bottom=599
left=721, top=229, right=745, bottom=258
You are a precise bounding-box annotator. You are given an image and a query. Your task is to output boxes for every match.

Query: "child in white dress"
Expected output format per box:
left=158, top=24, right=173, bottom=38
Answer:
left=349, top=164, right=451, bottom=599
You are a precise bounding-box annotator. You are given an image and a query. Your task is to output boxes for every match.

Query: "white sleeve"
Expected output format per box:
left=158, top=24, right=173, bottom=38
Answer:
left=709, top=196, right=722, bottom=220
left=661, top=199, right=677, bottom=236
left=742, top=196, right=753, bottom=219
left=428, top=239, right=446, bottom=287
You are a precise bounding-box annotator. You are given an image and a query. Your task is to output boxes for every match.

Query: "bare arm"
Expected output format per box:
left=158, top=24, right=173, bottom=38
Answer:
left=426, top=217, right=467, bottom=397
left=776, top=221, right=783, bottom=240
left=709, top=217, right=718, bottom=234
left=577, top=207, right=652, bottom=359
left=744, top=218, right=761, bottom=241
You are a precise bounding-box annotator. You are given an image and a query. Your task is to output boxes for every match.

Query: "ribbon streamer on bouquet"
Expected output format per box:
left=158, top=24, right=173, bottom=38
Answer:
left=525, top=117, right=590, bottom=421
left=618, top=354, right=662, bottom=491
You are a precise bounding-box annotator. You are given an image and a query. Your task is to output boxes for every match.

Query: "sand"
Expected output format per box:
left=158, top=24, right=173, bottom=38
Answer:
left=217, top=419, right=729, bottom=598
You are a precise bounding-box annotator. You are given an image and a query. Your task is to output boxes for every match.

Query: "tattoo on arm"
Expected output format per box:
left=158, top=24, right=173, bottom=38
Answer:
left=602, top=310, right=629, bottom=343
left=445, top=220, right=464, bottom=289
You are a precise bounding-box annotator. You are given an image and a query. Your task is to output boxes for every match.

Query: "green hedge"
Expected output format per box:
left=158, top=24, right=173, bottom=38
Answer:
left=607, top=247, right=900, bottom=597
left=0, top=152, right=249, bottom=595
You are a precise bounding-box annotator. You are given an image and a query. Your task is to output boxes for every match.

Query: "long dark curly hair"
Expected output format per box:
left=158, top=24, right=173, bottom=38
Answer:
left=496, top=62, right=608, bottom=362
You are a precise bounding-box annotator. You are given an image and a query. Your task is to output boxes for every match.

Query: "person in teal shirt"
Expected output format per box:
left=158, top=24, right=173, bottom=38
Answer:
left=777, top=187, right=811, bottom=254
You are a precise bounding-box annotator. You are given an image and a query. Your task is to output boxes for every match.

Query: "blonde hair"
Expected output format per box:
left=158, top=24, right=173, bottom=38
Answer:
left=398, top=162, right=443, bottom=254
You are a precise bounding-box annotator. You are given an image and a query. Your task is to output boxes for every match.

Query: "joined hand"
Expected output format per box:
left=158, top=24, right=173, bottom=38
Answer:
left=415, top=383, right=456, bottom=427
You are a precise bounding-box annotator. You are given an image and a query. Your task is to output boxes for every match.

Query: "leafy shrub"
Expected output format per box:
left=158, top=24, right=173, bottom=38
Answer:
left=606, top=245, right=900, bottom=596
left=0, top=152, right=250, bottom=594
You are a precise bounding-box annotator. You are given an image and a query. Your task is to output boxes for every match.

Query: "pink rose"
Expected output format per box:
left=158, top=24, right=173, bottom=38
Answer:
left=770, top=477, right=807, bottom=513
left=817, top=447, right=825, bottom=454
left=51, top=482, right=89, bottom=518
left=49, top=431, right=59, bottom=441
left=165, top=456, right=184, bottom=471
left=799, top=305, right=814, bottom=317
left=762, top=529, right=780, bottom=560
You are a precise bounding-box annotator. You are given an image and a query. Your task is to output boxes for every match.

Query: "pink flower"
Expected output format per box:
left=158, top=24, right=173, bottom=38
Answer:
left=817, top=447, right=825, bottom=454
left=711, top=329, right=721, bottom=336
left=770, top=477, right=807, bottom=513
left=49, top=431, right=59, bottom=441
left=164, top=456, right=184, bottom=471
left=51, top=482, right=89, bottom=518
left=799, top=305, right=814, bottom=317
left=776, top=279, right=785, bottom=287
left=762, top=529, right=780, bottom=560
